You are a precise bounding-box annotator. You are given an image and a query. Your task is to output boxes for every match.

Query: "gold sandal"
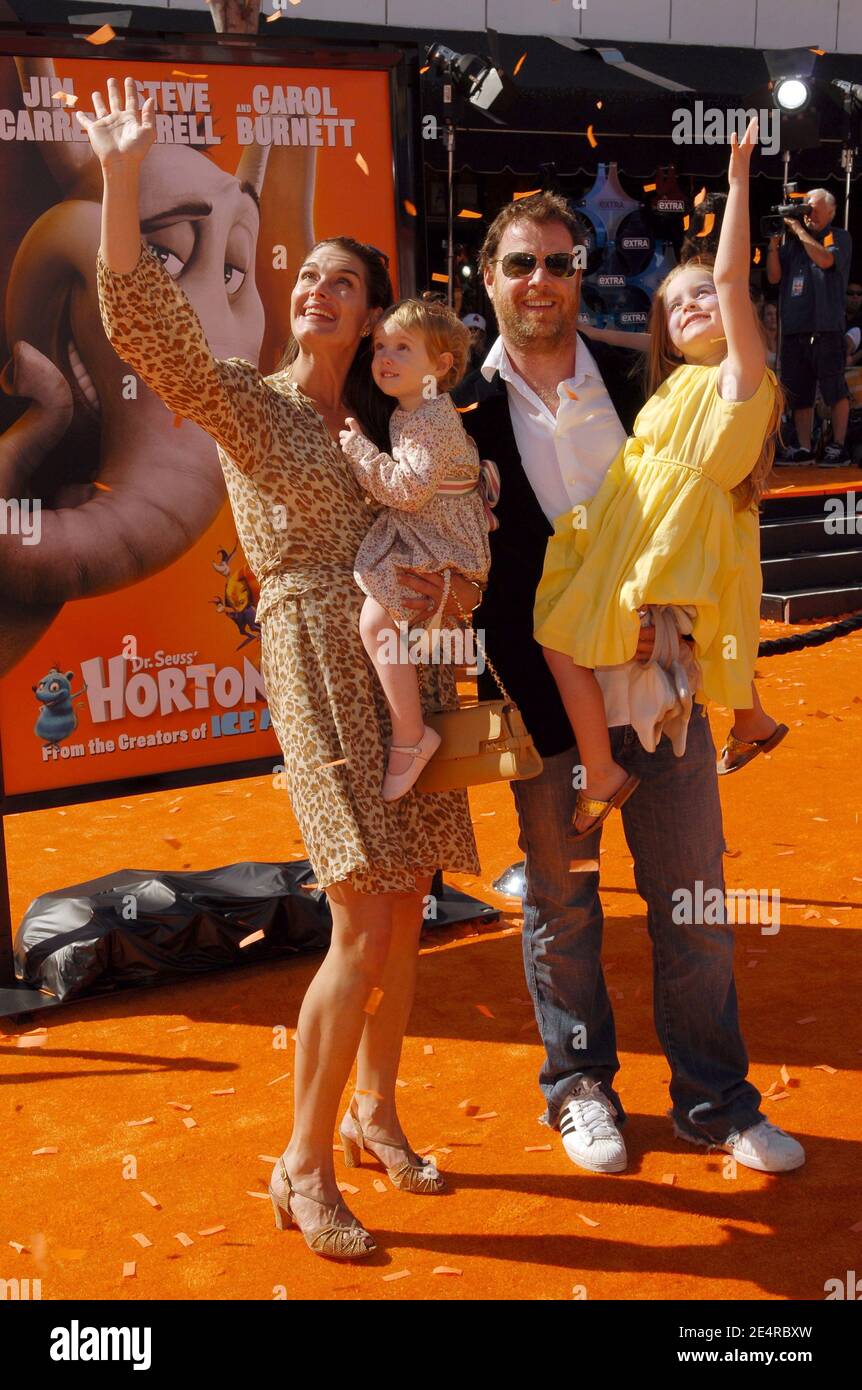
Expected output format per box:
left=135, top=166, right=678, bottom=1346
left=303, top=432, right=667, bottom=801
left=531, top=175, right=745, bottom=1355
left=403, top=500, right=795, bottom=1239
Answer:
left=268, top=1157, right=377, bottom=1259
left=571, top=773, right=641, bottom=844
left=717, top=723, right=789, bottom=776
left=340, top=1099, right=446, bottom=1195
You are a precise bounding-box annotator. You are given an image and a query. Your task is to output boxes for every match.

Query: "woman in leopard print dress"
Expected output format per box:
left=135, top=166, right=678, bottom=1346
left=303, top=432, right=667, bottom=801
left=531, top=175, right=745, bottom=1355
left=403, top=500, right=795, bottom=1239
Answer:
left=84, top=77, right=481, bottom=1260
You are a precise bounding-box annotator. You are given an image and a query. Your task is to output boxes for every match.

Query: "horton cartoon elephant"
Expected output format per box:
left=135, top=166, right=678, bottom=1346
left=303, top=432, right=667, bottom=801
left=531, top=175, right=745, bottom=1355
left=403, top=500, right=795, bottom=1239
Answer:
left=0, top=54, right=315, bottom=677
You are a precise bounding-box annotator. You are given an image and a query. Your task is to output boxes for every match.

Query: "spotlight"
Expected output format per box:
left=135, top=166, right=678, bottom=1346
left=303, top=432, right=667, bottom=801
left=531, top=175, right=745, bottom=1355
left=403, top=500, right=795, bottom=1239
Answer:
left=425, top=42, right=515, bottom=117
left=774, top=77, right=811, bottom=112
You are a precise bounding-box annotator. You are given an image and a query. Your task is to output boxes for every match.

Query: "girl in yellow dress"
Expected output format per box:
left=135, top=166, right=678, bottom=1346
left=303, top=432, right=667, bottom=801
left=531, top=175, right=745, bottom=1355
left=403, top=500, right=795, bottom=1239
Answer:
left=535, top=119, right=787, bottom=837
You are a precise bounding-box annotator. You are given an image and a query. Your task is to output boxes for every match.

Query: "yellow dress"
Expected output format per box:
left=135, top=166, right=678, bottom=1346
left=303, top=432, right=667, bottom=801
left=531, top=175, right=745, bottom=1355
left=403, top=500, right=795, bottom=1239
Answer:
left=534, top=364, right=778, bottom=710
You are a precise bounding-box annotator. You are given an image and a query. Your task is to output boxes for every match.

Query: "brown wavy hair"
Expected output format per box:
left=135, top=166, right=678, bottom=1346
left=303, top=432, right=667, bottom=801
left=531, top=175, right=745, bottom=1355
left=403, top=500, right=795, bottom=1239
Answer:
left=375, top=298, right=472, bottom=392
left=278, top=237, right=395, bottom=450
left=644, top=255, right=783, bottom=510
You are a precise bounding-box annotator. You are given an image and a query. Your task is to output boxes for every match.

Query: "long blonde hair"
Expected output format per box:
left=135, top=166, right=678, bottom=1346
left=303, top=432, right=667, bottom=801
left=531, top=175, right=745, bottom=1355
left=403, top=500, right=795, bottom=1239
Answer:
left=645, top=255, right=783, bottom=511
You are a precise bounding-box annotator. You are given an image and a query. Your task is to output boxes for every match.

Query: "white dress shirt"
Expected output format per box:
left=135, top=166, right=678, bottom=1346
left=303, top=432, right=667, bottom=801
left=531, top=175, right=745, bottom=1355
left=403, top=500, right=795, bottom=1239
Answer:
left=481, top=334, right=627, bottom=523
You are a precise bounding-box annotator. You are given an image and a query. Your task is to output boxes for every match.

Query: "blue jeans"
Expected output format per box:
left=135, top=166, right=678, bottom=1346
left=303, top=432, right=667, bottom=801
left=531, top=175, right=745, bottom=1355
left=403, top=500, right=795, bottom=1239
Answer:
left=512, top=707, right=765, bottom=1144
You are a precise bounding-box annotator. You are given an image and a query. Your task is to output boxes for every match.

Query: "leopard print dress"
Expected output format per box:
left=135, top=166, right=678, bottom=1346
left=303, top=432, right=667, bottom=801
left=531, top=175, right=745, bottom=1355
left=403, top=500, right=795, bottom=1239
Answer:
left=96, top=244, right=480, bottom=893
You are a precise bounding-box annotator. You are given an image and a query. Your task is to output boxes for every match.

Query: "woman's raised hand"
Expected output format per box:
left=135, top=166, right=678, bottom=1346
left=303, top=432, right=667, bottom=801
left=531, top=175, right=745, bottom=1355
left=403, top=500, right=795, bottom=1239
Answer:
left=728, top=115, right=758, bottom=181
left=75, top=76, right=155, bottom=168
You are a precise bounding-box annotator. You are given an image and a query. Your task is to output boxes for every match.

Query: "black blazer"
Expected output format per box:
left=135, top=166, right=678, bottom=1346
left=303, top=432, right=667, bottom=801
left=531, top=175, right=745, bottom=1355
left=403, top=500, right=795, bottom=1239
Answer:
left=451, top=336, right=645, bottom=759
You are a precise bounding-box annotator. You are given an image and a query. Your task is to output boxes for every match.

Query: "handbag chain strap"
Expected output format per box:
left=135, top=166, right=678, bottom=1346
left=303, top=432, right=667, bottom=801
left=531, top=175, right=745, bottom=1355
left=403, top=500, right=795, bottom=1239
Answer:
left=452, top=594, right=515, bottom=706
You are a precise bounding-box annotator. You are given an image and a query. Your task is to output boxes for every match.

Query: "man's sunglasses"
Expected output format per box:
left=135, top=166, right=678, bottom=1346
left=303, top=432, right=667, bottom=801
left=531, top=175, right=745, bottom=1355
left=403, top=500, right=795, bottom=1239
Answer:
left=490, top=251, right=581, bottom=279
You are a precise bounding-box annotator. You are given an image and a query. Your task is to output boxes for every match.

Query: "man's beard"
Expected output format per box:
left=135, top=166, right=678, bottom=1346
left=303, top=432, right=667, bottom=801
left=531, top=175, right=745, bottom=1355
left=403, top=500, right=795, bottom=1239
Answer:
left=495, top=290, right=581, bottom=353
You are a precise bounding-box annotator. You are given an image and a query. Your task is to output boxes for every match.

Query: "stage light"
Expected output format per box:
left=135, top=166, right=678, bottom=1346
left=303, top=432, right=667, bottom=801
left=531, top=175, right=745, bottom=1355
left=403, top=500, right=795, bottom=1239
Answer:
left=774, top=77, right=811, bottom=111
left=425, top=42, right=514, bottom=117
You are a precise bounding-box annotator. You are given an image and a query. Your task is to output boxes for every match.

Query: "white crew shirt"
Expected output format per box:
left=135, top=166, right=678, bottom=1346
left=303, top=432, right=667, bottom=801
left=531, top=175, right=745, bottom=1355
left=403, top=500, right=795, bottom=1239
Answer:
left=481, top=333, right=677, bottom=731
left=481, top=334, right=627, bottom=522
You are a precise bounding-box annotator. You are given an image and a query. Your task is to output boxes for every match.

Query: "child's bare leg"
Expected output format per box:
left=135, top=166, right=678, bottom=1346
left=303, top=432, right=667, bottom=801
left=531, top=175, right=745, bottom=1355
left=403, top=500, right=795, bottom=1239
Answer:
left=542, top=646, right=631, bottom=832
left=360, top=596, right=425, bottom=776
left=730, top=681, right=778, bottom=743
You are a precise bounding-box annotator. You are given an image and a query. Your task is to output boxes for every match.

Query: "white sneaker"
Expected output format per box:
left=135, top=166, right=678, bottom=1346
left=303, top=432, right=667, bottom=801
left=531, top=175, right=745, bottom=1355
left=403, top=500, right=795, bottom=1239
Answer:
left=725, top=1120, right=806, bottom=1173
left=558, top=1080, right=627, bottom=1173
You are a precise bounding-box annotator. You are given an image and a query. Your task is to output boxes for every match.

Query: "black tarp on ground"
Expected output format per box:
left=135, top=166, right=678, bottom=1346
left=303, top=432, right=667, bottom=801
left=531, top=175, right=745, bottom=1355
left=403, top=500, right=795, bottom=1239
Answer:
left=14, top=860, right=332, bottom=1001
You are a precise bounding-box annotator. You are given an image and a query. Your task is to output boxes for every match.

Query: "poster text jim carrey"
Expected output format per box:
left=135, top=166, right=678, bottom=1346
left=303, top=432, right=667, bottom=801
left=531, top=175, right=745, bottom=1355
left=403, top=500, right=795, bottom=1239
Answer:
left=0, top=54, right=398, bottom=795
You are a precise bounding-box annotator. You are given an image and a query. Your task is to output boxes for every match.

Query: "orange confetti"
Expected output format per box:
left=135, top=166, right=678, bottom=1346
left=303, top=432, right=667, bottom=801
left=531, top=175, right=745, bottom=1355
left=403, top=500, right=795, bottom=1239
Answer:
left=182, top=1117, right=198, bottom=1129
left=814, top=1064, right=838, bottom=1074
left=172, top=70, right=207, bottom=78
left=210, top=1088, right=235, bottom=1096
left=753, top=247, right=761, bottom=264
left=85, top=24, right=115, bottom=45
left=513, top=189, right=542, bottom=200
left=431, top=272, right=449, bottom=283
left=824, top=232, right=834, bottom=248
left=475, top=1004, right=495, bottom=1018
left=336, top=1182, right=359, bottom=1195
left=570, top=858, right=599, bottom=873
left=162, top=836, right=182, bottom=849
left=140, top=1192, right=161, bottom=1208
left=420, top=65, right=430, bottom=74
left=372, top=1179, right=387, bottom=1194
left=456, top=401, right=479, bottom=413
left=577, top=1213, right=600, bottom=1227
left=474, top=1111, right=498, bottom=1121
left=432, top=1266, right=463, bottom=1276
left=779, top=1064, right=790, bottom=1086
left=197, top=1225, right=226, bottom=1237
left=175, top=1233, right=193, bottom=1247
left=131, top=1233, right=152, bottom=1248
left=524, top=1144, right=552, bottom=1152
left=586, top=126, right=598, bottom=149
left=317, top=757, right=348, bottom=770
left=126, top=1117, right=155, bottom=1127
left=403, top=200, right=417, bottom=216
left=52, top=90, right=78, bottom=107
left=643, top=182, right=656, bottom=192
left=123, top=1262, right=136, bottom=1278
left=694, top=186, right=708, bottom=207
left=239, top=930, right=265, bottom=948
left=661, top=1173, right=676, bottom=1185
left=381, top=1269, right=411, bottom=1281
left=32, top=1147, right=58, bottom=1156
left=395, top=1079, right=408, bottom=1089
left=258, top=1155, right=280, bottom=1164
left=596, top=100, right=603, bottom=109
left=265, top=9, right=283, bottom=19
left=355, top=1088, right=384, bottom=1100
left=246, top=1192, right=269, bottom=1200
left=696, top=213, right=716, bottom=239
left=810, top=47, right=826, bottom=55
left=564, top=387, right=579, bottom=399
left=16, top=1035, right=47, bottom=1048
left=9, top=1243, right=28, bottom=1255
left=458, top=209, right=482, bottom=219
left=683, top=215, right=690, bottom=231
left=355, top=153, right=370, bottom=176
left=764, top=1090, right=790, bottom=1102
left=514, top=52, right=527, bottom=77
left=166, top=1026, right=190, bottom=1034
left=363, top=987, right=385, bottom=1016
left=167, top=1102, right=192, bottom=1112
left=423, top=1043, right=435, bottom=1055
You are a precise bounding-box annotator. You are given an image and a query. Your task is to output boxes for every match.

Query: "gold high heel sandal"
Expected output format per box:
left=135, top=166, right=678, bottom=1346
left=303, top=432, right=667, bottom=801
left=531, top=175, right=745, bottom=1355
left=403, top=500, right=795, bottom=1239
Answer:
left=268, top=1157, right=376, bottom=1260
left=339, top=1098, right=447, bottom=1195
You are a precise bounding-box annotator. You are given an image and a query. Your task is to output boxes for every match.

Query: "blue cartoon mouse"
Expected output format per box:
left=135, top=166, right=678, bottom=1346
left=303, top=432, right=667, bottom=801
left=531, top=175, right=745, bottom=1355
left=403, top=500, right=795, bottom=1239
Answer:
left=32, top=666, right=86, bottom=747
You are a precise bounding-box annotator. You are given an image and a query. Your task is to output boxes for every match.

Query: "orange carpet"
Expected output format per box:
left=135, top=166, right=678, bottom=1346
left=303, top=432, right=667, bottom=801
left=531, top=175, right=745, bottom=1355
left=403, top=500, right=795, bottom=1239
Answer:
left=1, top=619, right=860, bottom=1302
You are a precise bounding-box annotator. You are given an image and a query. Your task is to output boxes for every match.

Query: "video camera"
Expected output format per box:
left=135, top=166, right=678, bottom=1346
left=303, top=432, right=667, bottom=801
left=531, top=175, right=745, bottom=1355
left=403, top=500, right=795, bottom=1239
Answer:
left=760, top=202, right=810, bottom=238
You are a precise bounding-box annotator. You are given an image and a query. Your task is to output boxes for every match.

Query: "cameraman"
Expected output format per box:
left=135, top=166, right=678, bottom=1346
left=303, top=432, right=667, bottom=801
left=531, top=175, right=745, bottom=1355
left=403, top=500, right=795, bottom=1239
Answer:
left=766, top=189, right=852, bottom=466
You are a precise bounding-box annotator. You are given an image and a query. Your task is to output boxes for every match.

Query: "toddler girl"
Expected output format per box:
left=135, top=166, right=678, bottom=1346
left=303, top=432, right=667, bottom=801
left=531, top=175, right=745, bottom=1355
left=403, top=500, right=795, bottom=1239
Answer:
left=339, top=299, right=497, bottom=801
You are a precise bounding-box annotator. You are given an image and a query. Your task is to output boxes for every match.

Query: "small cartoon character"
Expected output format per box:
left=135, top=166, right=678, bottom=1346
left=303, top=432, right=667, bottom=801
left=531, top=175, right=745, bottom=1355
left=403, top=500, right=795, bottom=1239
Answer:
left=32, top=665, right=86, bottom=746
left=210, top=594, right=262, bottom=649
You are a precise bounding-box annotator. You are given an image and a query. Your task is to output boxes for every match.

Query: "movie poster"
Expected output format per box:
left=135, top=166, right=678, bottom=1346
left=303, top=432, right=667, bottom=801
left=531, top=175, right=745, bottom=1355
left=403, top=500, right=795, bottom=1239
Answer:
left=0, top=52, right=399, bottom=796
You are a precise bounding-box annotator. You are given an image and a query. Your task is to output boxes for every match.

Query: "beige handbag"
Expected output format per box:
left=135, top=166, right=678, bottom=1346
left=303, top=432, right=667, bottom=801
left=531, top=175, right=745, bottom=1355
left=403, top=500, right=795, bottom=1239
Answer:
left=415, top=603, right=543, bottom=794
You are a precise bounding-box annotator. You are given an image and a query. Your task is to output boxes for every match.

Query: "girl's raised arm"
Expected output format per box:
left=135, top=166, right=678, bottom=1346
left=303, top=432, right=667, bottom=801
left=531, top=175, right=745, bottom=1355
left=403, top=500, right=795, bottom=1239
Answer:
left=713, top=116, right=766, bottom=403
